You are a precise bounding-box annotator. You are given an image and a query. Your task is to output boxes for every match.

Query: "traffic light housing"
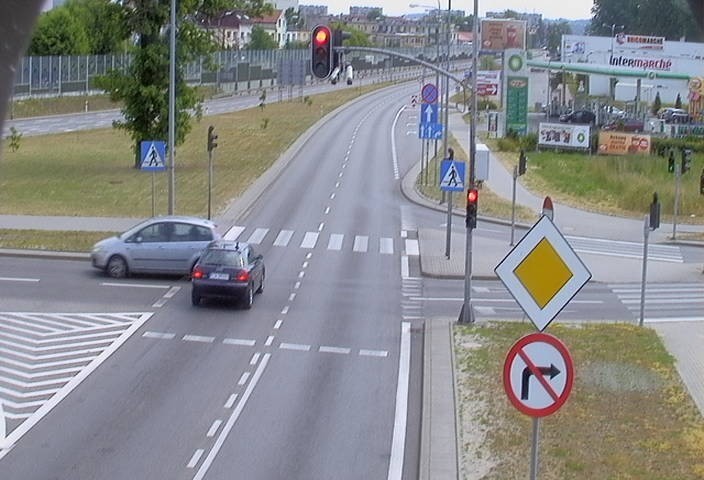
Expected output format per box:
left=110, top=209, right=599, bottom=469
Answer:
left=668, top=149, right=675, bottom=173
left=649, top=192, right=660, bottom=230
left=518, top=149, right=527, bottom=176
left=311, top=25, right=333, bottom=79
left=682, top=147, right=692, bottom=173
left=207, top=125, right=218, bottom=152
left=466, top=187, right=478, bottom=229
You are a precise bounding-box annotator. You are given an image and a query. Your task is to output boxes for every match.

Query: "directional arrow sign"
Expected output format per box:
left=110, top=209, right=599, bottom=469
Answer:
left=503, top=332, right=574, bottom=417
left=421, top=103, right=439, bottom=124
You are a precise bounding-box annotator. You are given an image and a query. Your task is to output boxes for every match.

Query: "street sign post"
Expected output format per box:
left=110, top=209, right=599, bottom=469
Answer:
left=140, top=140, right=167, bottom=216
left=495, top=215, right=592, bottom=332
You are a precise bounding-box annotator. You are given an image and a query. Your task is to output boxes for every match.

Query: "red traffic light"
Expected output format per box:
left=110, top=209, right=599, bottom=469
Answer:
left=314, top=28, right=329, bottom=45
left=467, top=188, right=478, bottom=203
left=311, top=25, right=333, bottom=79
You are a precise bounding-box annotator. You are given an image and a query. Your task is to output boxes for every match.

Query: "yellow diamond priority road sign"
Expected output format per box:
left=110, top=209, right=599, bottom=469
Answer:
left=495, top=215, right=591, bottom=331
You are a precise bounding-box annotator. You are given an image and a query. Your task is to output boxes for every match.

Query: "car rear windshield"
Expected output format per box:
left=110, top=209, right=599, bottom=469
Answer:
left=201, top=250, right=245, bottom=267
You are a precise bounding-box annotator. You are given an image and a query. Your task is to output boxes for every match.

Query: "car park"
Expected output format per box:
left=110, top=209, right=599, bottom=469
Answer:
left=90, top=216, right=219, bottom=278
left=191, top=240, right=265, bottom=309
left=558, top=109, right=596, bottom=124
left=601, top=118, right=645, bottom=132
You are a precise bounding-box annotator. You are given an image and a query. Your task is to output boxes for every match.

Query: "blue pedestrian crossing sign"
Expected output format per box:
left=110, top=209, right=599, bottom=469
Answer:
left=440, top=160, right=465, bottom=192
left=140, top=140, right=167, bottom=172
left=418, top=122, right=443, bottom=139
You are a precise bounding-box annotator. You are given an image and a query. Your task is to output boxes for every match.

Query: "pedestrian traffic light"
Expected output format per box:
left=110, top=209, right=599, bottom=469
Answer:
left=681, top=147, right=692, bottom=173
left=668, top=149, right=675, bottom=173
left=649, top=192, right=660, bottom=230
left=518, top=149, right=527, bottom=176
left=311, top=25, right=333, bottom=79
left=207, top=125, right=218, bottom=152
left=466, top=187, right=478, bottom=229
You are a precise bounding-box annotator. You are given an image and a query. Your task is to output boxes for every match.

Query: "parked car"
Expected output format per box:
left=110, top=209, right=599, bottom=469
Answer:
left=601, top=118, right=645, bottom=132
left=191, top=240, right=265, bottom=309
left=90, top=216, right=219, bottom=278
left=559, top=110, right=596, bottom=124
left=658, top=107, right=690, bottom=123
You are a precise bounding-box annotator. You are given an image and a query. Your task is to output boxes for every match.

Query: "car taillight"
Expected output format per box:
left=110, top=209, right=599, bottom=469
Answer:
left=236, top=271, right=250, bottom=282
left=192, top=267, right=204, bottom=280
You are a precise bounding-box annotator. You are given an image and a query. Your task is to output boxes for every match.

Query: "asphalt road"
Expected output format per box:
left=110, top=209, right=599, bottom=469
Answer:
left=0, top=84, right=430, bottom=479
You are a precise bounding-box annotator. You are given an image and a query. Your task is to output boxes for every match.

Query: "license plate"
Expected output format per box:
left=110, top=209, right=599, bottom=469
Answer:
left=209, top=272, right=229, bottom=280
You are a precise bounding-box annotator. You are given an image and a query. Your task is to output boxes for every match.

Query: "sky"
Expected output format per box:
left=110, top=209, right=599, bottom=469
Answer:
left=316, top=0, right=595, bottom=20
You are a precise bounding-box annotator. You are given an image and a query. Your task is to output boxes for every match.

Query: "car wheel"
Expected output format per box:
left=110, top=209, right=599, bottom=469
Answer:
left=191, top=289, right=201, bottom=306
left=256, top=271, right=265, bottom=294
left=107, top=255, right=128, bottom=278
left=242, top=284, right=254, bottom=310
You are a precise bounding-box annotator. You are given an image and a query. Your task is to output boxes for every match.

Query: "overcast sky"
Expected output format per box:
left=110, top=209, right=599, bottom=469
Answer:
left=315, top=0, right=594, bottom=20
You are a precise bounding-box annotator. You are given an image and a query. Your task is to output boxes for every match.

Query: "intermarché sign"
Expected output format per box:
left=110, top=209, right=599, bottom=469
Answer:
left=609, top=55, right=673, bottom=71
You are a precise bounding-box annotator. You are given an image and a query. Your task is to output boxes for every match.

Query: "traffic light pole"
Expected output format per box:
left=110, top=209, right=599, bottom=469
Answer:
left=510, top=166, right=517, bottom=245
left=673, top=164, right=681, bottom=240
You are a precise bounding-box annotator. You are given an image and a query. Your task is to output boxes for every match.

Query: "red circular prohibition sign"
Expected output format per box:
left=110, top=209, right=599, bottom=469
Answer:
left=503, top=332, right=574, bottom=417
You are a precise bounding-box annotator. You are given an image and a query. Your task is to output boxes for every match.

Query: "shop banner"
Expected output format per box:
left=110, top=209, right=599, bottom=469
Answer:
left=538, top=123, right=591, bottom=149
left=598, top=132, right=651, bottom=155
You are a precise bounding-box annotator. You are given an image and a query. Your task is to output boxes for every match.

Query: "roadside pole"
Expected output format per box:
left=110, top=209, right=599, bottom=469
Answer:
left=639, top=214, right=650, bottom=327
left=510, top=166, right=517, bottom=245
left=673, top=163, right=681, bottom=240
left=207, top=148, right=213, bottom=220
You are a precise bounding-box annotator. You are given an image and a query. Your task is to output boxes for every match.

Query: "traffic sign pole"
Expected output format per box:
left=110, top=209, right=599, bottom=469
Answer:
left=530, top=418, right=540, bottom=480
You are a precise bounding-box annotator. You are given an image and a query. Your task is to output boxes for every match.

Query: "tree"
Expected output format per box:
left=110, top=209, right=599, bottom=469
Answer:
left=66, top=0, right=130, bottom=54
left=96, top=0, right=272, bottom=168
left=28, top=7, right=91, bottom=55
left=589, top=0, right=698, bottom=40
left=545, top=20, right=571, bottom=57
left=248, top=25, right=279, bottom=50
left=652, top=91, right=662, bottom=116
left=675, top=93, right=683, bottom=109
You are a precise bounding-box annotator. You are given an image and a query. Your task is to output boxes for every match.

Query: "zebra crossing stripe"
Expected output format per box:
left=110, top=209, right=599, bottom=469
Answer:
left=328, top=234, right=344, bottom=251
left=300, top=232, right=319, bottom=249
left=247, top=228, right=269, bottom=245
left=223, top=225, right=245, bottom=241
left=273, top=230, right=294, bottom=247
left=380, top=237, right=394, bottom=255
left=353, top=235, right=368, bottom=253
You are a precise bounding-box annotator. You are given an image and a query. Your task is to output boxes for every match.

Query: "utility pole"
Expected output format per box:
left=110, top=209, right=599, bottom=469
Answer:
left=167, top=0, right=176, bottom=215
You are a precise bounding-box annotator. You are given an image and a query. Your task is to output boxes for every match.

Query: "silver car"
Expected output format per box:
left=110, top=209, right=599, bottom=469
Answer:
left=90, top=216, right=219, bottom=278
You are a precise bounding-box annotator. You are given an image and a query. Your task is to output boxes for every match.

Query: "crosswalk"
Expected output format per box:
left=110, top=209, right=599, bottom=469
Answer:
left=610, top=282, right=704, bottom=322
left=223, top=225, right=417, bottom=256
left=566, top=235, right=683, bottom=263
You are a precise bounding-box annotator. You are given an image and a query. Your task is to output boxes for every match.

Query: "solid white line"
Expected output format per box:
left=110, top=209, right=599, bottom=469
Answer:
left=223, top=225, right=245, bottom=241
left=300, top=232, right=319, bottom=249
left=401, top=255, right=409, bottom=279
left=222, top=338, right=256, bottom=347
left=224, top=393, right=238, bottom=409
left=405, top=239, right=419, bottom=256
left=644, top=316, right=704, bottom=323
left=187, top=449, right=204, bottom=469
left=279, top=343, right=311, bottom=352
left=193, top=354, right=270, bottom=480
left=391, top=106, right=404, bottom=180
left=142, top=331, right=176, bottom=340
left=238, top=372, right=250, bottom=386
left=0, top=277, right=39, bottom=283
left=183, top=335, right=214, bottom=344
left=206, top=419, right=222, bottom=438
left=273, top=229, right=294, bottom=247
left=0, top=313, right=153, bottom=452
left=387, top=322, right=411, bottom=480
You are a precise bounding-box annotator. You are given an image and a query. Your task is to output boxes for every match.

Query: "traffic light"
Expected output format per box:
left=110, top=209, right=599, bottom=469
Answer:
left=681, top=147, right=692, bottom=173
left=518, top=149, right=527, bottom=176
left=207, top=125, right=218, bottom=152
left=311, top=25, right=333, bottom=79
left=668, top=149, right=675, bottom=173
left=649, top=192, right=660, bottom=230
left=466, top=187, right=478, bottom=229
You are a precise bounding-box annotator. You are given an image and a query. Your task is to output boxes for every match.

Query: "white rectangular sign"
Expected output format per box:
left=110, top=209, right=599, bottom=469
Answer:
left=538, top=123, right=591, bottom=150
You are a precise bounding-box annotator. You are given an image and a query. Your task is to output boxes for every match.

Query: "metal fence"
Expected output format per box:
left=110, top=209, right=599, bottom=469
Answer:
left=12, top=45, right=472, bottom=98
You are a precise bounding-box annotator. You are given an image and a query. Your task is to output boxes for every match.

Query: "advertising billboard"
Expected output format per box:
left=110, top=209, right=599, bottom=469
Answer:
left=538, top=123, right=591, bottom=150
left=597, top=132, right=651, bottom=155
left=614, top=33, right=665, bottom=51
left=480, top=19, right=526, bottom=50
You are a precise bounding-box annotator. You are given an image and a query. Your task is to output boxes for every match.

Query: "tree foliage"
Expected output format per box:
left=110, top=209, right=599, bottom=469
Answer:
left=545, top=21, right=571, bottom=57
left=248, top=25, right=279, bottom=50
left=652, top=91, right=662, bottom=116
left=589, top=0, right=698, bottom=40
left=96, top=0, right=273, bottom=167
left=28, top=7, right=91, bottom=55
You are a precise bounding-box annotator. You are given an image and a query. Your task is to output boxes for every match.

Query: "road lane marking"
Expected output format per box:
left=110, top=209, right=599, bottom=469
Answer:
left=273, top=320, right=282, bottom=330
left=319, top=346, right=351, bottom=355
left=223, top=225, right=245, bottom=241
left=265, top=336, right=274, bottom=346
left=279, top=343, right=311, bottom=352
left=238, top=372, right=250, bottom=386
left=387, top=322, right=410, bottom=480
left=281, top=306, right=289, bottom=315
left=273, top=229, right=294, bottom=247
left=224, top=393, right=238, bottom=409
left=360, top=349, right=389, bottom=358
left=250, top=353, right=260, bottom=366
left=222, top=338, right=256, bottom=347
left=183, top=335, right=215, bottom=343
left=247, top=228, right=269, bottom=245
left=401, top=256, right=409, bottom=278
left=300, top=232, right=319, bottom=249
left=187, top=449, right=204, bottom=468
left=0, top=277, right=40, bottom=283
left=142, top=331, right=176, bottom=340
left=193, top=353, right=270, bottom=480
left=206, top=420, right=222, bottom=438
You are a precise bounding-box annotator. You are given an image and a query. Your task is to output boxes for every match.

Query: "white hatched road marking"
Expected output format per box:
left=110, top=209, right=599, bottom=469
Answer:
left=246, top=228, right=269, bottom=245
left=353, top=235, right=369, bottom=253
left=273, top=229, right=294, bottom=247
left=0, top=312, right=152, bottom=455
left=300, top=232, right=319, bottom=249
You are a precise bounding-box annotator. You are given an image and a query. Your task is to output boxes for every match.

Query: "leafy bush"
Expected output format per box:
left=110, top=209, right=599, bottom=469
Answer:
left=651, top=136, right=704, bottom=154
